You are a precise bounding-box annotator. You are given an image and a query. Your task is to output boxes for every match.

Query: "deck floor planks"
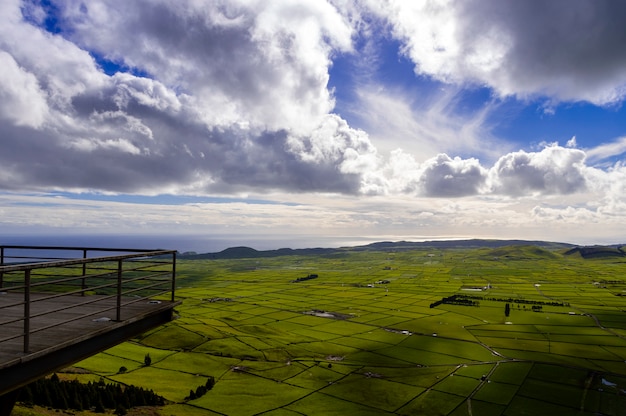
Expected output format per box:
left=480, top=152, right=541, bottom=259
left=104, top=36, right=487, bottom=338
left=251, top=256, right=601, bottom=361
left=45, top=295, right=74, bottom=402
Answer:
left=0, top=292, right=176, bottom=370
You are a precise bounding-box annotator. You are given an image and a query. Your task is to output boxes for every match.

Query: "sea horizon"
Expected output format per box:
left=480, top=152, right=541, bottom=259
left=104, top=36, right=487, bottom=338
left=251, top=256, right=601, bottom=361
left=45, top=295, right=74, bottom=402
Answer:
left=0, top=233, right=492, bottom=255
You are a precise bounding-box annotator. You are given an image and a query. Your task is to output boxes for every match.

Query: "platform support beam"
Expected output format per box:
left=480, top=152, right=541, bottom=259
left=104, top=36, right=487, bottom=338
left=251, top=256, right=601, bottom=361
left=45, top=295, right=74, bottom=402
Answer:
left=0, top=307, right=175, bottom=397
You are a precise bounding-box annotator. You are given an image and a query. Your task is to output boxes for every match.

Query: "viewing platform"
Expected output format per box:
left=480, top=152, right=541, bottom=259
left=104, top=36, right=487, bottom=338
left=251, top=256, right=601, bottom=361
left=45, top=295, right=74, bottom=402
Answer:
left=0, top=245, right=180, bottom=414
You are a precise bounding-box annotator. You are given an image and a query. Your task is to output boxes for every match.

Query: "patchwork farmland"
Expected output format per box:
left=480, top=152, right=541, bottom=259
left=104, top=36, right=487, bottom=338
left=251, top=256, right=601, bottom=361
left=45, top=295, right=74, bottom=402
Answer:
left=15, top=245, right=626, bottom=415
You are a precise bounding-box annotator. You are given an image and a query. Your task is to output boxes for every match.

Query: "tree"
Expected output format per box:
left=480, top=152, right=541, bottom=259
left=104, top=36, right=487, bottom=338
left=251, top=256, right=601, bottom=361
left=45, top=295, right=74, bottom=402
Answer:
left=94, top=399, right=105, bottom=413
left=505, top=303, right=511, bottom=317
left=144, top=353, right=152, bottom=366
left=206, top=376, right=215, bottom=390
left=186, top=389, right=197, bottom=401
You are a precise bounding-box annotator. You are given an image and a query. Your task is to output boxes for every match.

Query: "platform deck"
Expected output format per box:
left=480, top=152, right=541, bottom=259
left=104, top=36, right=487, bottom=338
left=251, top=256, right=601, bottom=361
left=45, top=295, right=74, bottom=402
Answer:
left=0, top=291, right=179, bottom=395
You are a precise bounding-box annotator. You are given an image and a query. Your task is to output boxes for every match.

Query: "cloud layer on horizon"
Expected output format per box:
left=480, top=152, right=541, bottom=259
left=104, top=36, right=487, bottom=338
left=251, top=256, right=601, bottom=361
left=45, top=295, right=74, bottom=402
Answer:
left=1, top=0, right=626, bottom=214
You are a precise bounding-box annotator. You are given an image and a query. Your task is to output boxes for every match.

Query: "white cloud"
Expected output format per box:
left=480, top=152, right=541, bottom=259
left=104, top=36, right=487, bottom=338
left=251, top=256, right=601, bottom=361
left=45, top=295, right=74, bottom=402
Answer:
left=0, top=0, right=107, bottom=108
left=111, top=74, right=182, bottom=114
left=566, top=136, right=577, bottom=148
left=418, top=154, right=487, bottom=197
left=585, top=136, right=626, bottom=163
left=66, top=137, right=142, bottom=155
left=287, top=114, right=377, bottom=174
left=6, top=188, right=626, bottom=247
left=488, top=145, right=589, bottom=196
left=0, top=50, right=48, bottom=127
left=60, top=0, right=353, bottom=134
left=0, top=0, right=370, bottom=195
left=352, top=85, right=505, bottom=162
left=365, top=0, right=626, bottom=105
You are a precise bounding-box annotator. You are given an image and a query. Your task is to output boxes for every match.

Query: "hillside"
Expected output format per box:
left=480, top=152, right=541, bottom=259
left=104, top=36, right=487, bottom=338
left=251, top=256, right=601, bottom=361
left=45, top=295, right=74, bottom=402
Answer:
left=477, top=244, right=561, bottom=260
left=564, top=245, right=626, bottom=259
left=182, top=246, right=338, bottom=259
left=179, top=239, right=575, bottom=260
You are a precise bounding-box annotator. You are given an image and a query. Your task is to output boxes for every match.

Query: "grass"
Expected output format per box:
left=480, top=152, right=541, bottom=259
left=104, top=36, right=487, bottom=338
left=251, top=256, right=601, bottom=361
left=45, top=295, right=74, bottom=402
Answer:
left=285, top=392, right=395, bottom=415
left=432, top=374, right=481, bottom=397
left=472, top=381, right=519, bottom=405
left=489, top=362, right=532, bottom=384
left=321, top=373, right=421, bottom=412
left=15, top=245, right=626, bottom=415
left=398, top=389, right=466, bottom=416
left=193, top=372, right=309, bottom=415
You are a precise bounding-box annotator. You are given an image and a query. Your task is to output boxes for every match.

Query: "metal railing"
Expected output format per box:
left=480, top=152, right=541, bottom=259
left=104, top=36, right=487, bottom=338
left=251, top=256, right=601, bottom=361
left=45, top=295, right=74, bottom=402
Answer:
left=0, top=246, right=177, bottom=353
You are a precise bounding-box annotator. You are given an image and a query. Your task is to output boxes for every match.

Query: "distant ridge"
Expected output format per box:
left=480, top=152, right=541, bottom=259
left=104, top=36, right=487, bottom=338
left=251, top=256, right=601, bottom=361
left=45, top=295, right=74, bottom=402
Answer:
left=564, top=245, right=626, bottom=258
left=179, top=239, right=576, bottom=260
left=187, top=246, right=337, bottom=259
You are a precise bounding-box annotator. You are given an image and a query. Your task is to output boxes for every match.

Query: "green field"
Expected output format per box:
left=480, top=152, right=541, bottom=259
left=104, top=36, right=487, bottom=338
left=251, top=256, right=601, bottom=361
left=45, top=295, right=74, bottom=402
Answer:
left=17, top=245, right=626, bottom=415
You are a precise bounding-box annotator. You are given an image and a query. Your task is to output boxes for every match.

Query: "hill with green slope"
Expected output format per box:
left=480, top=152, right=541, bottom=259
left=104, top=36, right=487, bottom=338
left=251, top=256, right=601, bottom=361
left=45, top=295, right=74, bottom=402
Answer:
left=480, top=245, right=561, bottom=260
left=564, top=245, right=626, bottom=258
left=180, top=239, right=575, bottom=260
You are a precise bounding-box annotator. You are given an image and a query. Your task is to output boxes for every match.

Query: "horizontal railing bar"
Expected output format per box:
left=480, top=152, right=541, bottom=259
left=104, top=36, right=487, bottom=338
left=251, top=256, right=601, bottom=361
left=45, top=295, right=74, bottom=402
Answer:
left=122, top=259, right=173, bottom=267
left=2, top=255, right=77, bottom=262
left=29, top=294, right=119, bottom=320
left=27, top=299, right=125, bottom=336
left=34, top=270, right=123, bottom=285
left=120, top=281, right=171, bottom=297
left=118, top=291, right=172, bottom=307
left=0, top=289, right=163, bottom=328
left=25, top=274, right=113, bottom=289
left=2, top=275, right=118, bottom=292
left=0, top=316, right=26, bottom=327
left=0, top=332, right=26, bottom=344
left=125, top=257, right=174, bottom=262
left=1, top=271, right=171, bottom=295
left=0, top=245, right=176, bottom=357
left=0, top=245, right=169, bottom=253
left=0, top=300, right=25, bottom=310
left=26, top=294, right=173, bottom=337
left=119, top=266, right=170, bottom=275
left=21, top=286, right=118, bottom=308
left=114, top=272, right=172, bottom=284
left=0, top=250, right=175, bottom=273
left=2, top=265, right=168, bottom=279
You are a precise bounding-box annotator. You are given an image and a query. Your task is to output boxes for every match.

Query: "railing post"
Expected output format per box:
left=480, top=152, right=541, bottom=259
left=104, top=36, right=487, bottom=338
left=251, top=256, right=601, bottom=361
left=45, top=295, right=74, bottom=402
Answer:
left=171, top=251, right=176, bottom=302
left=0, top=247, right=4, bottom=288
left=81, top=249, right=88, bottom=295
left=24, top=269, right=31, bottom=353
left=116, top=260, right=123, bottom=322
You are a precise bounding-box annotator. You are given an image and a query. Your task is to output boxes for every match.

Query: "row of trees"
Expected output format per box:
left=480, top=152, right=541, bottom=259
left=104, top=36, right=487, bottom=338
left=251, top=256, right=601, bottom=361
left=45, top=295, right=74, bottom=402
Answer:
left=430, top=294, right=480, bottom=308
left=464, top=295, right=569, bottom=307
left=18, top=374, right=165, bottom=414
left=291, top=274, right=318, bottom=283
left=505, top=302, right=543, bottom=316
left=184, top=376, right=216, bottom=401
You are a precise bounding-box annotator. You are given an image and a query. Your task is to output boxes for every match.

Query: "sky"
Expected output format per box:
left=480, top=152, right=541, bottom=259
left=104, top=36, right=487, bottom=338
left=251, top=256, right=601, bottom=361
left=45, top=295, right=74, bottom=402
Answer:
left=2, top=0, right=626, bottom=252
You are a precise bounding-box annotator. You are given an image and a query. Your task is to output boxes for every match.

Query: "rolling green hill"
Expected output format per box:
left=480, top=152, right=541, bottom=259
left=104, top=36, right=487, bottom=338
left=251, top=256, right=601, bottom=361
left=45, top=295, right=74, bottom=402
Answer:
left=564, top=245, right=626, bottom=258
left=180, top=239, right=575, bottom=260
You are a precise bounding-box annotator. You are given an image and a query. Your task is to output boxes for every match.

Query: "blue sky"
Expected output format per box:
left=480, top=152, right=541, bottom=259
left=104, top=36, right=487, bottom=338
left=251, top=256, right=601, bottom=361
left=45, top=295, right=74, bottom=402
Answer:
left=2, top=0, right=626, bottom=252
